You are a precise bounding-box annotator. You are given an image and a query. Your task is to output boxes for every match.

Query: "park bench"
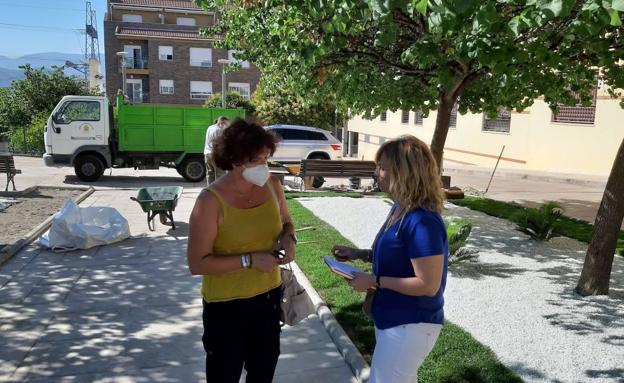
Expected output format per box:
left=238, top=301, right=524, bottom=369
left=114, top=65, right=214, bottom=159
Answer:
left=299, top=159, right=377, bottom=189
left=0, top=155, right=22, bottom=191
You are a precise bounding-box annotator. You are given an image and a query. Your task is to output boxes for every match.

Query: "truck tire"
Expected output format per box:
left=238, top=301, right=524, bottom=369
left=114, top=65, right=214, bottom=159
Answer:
left=307, top=154, right=328, bottom=188
left=179, top=157, right=206, bottom=182
left=74, top=154, right=105, bottom=182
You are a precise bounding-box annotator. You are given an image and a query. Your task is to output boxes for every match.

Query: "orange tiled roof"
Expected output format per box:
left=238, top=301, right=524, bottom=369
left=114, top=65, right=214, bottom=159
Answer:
left=110, top=0, right=202, bottom=10
left=115, top=26, right=217, bottom=40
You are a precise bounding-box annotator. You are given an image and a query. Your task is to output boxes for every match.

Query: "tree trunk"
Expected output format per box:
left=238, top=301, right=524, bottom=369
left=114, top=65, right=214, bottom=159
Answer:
left=430, top=94, right=454, bottom=171
left=575, top=136, right=624, bottom=296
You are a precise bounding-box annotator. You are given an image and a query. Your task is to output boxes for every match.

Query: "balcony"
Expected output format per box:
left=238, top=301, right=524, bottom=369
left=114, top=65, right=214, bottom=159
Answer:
left=124, top=57, right=148, bottom=69
left=126, top=90, right=149, bottom=104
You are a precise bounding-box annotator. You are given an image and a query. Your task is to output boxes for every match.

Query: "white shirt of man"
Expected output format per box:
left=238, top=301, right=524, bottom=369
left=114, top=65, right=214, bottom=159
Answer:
left=204, top=123, right=223, bottom=155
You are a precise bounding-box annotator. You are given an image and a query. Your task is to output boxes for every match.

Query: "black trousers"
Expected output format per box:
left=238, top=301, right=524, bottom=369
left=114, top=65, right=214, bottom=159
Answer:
left=202, top=287, right=281, bottom=383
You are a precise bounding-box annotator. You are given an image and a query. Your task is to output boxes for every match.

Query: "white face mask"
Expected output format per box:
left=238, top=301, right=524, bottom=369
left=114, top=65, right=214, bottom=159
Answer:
left=242, top=163, right=270, bottom=186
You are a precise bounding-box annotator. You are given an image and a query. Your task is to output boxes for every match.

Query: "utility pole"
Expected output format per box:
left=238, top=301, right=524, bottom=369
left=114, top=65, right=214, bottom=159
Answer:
left=217, top=58, right=231, bottom=108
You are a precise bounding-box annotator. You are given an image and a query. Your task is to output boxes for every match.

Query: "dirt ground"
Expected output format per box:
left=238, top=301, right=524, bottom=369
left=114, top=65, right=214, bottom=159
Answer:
left=0, top=187, right=83, bottom=250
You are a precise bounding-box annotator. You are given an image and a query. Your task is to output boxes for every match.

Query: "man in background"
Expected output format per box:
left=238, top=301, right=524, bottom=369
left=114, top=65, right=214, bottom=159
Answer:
left=204, top=116, right=230, bottom=184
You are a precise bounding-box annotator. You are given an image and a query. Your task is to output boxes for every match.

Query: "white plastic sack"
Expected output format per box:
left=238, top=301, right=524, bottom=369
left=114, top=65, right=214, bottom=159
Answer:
left=39, top=198, right=130, bottom=252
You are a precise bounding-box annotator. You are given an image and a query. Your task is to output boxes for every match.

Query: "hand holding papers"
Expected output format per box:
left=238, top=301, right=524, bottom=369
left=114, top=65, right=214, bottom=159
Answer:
left=323, top=256, right=363, bottom=280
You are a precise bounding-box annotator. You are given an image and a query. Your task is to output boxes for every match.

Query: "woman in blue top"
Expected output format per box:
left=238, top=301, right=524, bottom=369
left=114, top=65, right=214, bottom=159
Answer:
left=332, top=135, right=448, bottom=383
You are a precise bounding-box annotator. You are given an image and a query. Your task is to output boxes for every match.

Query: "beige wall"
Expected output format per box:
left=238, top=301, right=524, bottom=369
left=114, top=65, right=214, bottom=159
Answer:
left=348, top=91, right=624, bottom=177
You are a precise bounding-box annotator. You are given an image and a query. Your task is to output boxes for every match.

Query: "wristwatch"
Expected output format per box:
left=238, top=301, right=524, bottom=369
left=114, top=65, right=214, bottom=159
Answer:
left=241, top=253, right=252, bottom=269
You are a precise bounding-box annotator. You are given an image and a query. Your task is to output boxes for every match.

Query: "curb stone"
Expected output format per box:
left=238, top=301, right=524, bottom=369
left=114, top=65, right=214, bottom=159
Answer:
left=291, top=261, right=370, bottom=383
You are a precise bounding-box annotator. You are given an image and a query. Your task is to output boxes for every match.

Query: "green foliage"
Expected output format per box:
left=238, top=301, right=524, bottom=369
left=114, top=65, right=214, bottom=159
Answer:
left=198, top=0, right=624, bottom=121
left=203, top=92, right=256, bottom=116
left=453, top=196, right=624, bottom=255
left=446, top=217, right=473, bottom=255
left=3, top=112, right=48, bottom=154
left=512, top=201, right=563, bottom=241
left=288, top=199, right=521, bottom=381
left=0, top=65, right=89, bottom=129
left=252, top=81, right=345, bottom=131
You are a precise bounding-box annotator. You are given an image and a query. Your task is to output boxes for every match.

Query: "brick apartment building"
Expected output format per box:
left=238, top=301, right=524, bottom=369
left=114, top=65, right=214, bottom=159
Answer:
left=104, top=0, right=260, bottom=105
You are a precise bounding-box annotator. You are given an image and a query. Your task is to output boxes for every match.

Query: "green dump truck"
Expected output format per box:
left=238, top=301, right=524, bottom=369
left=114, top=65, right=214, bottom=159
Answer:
left=43, top=93, right=244, bottom=182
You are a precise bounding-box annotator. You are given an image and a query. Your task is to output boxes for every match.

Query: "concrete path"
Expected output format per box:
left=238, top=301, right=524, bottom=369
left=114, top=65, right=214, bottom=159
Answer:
left=0, top=189, right=357, bottom=382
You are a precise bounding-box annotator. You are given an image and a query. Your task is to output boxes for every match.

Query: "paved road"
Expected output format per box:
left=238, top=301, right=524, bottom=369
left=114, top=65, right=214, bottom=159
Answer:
left=10, top=156, right=610, bottom=226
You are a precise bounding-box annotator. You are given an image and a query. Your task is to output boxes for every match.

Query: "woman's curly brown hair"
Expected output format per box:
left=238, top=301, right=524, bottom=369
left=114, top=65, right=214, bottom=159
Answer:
left=212, top=118, right=277, bottom=170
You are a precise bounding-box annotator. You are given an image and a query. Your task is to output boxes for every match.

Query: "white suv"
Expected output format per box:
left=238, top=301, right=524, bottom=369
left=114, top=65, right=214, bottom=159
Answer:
left=265, top=124, right=342, bottom=163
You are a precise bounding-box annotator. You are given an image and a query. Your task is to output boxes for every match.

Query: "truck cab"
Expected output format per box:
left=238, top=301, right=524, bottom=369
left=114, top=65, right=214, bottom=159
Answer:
left=43, top=94, right=244, bottom=182
left=43, top=96, right=112, bottom=181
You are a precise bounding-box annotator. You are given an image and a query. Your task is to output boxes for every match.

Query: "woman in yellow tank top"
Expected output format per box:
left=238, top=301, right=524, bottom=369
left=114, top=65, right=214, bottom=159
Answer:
left=187, top=119, right=297, bottom=383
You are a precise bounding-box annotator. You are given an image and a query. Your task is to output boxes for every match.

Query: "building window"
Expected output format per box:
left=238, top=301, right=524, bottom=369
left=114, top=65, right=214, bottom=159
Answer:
left=158, top=46, right=173, bottom=61
left=123, top=45, right=145, bottom=69
left=159, top=79, right=174, bottom=95
left=176, top=17, right=196, bottom=26
left=552, top=88, right=597, bottom=125
left=190, top=81, right=212, bottom=100
left=228, top=82, right=250, bottom=99
left=380, top=111, right=387, bottom=122
left=449, top=103, right=458, bottom=129
left=379, top=137, right=386, bottom=144
left=414, top=110, right=423, bottom=126
left=190, top=48, right=212, bottom=67
left=483, top=109, right=511, bottom=133
left=122, top=14, right=142, bottom=23
left=401, top=110, right=409, bottom=124
left=228, top=50, right=250, bottom=69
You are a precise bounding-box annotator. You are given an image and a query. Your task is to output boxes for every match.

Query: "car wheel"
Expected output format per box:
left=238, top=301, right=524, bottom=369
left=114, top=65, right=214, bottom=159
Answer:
left=179, top=156, right=206, bottom=182
left=74, top=154, right=105, bottom=182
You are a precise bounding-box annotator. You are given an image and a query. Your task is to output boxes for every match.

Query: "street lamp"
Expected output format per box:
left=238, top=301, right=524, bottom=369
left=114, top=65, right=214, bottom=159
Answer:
left=217, top=58, right=232, bottom=108
left=116, top=51, right=128, bottom=97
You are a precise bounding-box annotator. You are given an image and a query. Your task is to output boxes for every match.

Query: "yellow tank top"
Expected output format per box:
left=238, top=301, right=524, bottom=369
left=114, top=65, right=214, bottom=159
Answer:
left=201, top=186, right=282, bottom=303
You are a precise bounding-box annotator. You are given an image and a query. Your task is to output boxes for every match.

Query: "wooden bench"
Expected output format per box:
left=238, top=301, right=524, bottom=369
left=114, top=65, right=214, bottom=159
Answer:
left=0, top=155, right=22, bottom=191
left=299, top=159, right=377, bottom=189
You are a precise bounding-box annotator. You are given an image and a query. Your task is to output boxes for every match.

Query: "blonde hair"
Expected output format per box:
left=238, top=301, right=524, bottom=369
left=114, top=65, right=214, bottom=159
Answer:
left=375, top=135, right=444, bottom=215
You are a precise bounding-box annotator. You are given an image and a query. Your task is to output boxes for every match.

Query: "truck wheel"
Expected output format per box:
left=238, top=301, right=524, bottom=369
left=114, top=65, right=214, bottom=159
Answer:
left=307, top=154, right=327, bottom=188
left=74, top=154, right=104, bottom=182
left=179, top=157, right=206, bottom=182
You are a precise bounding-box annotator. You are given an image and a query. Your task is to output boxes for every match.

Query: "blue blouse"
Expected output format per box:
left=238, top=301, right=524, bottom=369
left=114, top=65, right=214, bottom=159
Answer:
left=371, top=204, right=448, bottom=329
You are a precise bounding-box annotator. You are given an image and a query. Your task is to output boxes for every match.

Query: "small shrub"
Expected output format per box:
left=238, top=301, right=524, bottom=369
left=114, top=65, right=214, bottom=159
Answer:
left=512, top=201, right=563, bottom=241
left=445, top=217, right=479, bottom=264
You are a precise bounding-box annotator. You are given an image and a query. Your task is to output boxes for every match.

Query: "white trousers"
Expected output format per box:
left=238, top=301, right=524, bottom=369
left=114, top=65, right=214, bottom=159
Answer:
left=369, top=322, right=442, bottom=383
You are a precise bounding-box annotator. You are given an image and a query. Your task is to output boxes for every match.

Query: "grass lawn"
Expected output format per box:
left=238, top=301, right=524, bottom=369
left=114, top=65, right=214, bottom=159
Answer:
left=451, top=196, right=624, bottom=256
left=289, top=198, right=522, bottom=382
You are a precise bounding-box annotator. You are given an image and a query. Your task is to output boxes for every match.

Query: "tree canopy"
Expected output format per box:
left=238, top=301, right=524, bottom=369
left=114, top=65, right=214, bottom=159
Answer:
left=0, top=65, right=89, bottom=128
left=200, top=0, right=624, bottom=164
left=251, top=81, right=344, bottom=131
left=203, top=91, right=257, bottom=116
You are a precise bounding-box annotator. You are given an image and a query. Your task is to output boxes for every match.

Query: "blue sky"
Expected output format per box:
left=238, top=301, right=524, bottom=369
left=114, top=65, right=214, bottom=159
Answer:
left=0, top=0, right=106, bottom=58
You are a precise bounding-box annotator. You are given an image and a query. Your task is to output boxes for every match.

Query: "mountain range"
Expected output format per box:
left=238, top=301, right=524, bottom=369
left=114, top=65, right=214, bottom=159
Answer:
left=0, top=52, right=105, bottom=87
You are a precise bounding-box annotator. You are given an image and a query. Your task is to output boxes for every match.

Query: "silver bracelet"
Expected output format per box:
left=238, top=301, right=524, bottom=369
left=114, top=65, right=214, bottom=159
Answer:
left=241, top=253, right=252, bottom=269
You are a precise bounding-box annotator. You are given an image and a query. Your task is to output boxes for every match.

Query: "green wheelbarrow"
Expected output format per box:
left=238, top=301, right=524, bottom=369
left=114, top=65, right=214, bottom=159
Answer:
left=131, top=186, right=183, bottom=231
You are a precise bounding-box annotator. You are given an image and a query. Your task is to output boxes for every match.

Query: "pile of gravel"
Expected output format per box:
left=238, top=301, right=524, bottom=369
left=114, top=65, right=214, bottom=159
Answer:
left=298, top=197, right=624, bottom=383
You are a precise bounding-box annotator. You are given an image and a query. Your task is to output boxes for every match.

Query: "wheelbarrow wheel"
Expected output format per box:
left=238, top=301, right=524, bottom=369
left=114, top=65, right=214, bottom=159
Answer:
left=159, top=212, right=172, bottom=226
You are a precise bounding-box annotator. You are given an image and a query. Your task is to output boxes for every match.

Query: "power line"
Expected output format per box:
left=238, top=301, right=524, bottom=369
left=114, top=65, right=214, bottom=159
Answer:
left=0, top=22, right=82, bottom=32
left=0, top=22, right=83, bottom=36
left=0, top=3, right=83, bottom=12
